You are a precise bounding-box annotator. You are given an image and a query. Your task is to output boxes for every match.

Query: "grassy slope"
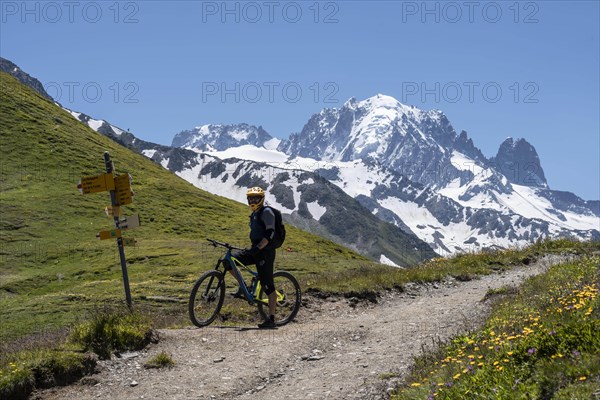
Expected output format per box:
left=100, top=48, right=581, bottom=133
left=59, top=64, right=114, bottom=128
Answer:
left=393, top=243, right=600, bottom=399
left=0, top=72, right=370, bottom=342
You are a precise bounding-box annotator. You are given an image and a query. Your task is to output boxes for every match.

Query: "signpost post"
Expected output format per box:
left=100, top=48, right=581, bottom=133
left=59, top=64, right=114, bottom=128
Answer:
left=77, top=151, right=140, bottom=310
left=78, top=152, right=138, bottom=309
left=103, top=152, right=133, bottom=309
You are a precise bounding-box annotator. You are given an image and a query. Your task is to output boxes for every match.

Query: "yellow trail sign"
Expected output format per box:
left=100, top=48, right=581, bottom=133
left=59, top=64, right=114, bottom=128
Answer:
left=97, top=229, right=122, bottom=240
left=78, top=173, right=115, bottom=194
left=114, top=174, right=133, bottom=206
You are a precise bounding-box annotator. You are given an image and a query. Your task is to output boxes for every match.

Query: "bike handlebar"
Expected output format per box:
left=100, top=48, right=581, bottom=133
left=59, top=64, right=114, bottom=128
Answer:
left=206, top=238, right=244, bottom=251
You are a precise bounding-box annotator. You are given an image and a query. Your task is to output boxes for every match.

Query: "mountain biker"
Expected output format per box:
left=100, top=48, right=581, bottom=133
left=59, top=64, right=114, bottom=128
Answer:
left=231, top=186, right=278, bottom=329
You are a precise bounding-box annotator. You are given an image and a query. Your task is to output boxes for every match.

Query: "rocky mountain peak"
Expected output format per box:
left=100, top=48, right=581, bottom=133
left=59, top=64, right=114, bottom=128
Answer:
left=0, top=57, right=52, bottom=100
left=491, top=137, right=548, bottom=188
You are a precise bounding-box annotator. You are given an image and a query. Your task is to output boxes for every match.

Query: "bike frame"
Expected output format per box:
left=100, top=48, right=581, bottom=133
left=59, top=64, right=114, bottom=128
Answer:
left=208, top=239, right=285, bottom=306
left=219, top=248, right=264, bottom=304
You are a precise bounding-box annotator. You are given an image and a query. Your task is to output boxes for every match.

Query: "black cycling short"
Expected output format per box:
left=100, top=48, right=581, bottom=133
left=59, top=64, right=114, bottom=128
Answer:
left=232, top=248, right=276, bottom=295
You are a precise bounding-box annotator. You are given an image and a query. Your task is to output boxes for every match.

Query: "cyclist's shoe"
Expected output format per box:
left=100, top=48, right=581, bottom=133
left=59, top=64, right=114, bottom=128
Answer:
left=230, top=287, right=246, bottom=299
left=258, top=315, right=277, bottom=329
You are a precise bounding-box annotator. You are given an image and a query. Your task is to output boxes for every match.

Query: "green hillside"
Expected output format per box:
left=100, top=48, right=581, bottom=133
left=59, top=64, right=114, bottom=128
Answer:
left=0, top=72, right=371, bottom=342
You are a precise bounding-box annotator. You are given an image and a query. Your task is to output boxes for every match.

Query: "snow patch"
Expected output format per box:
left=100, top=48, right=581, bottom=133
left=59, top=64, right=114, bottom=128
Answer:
left=206, top=145, right=288, bottom=165
left=142, top=149, right=157, bottom=158
left=264, top=137, right=281, bottom=150
left=306, top=201, right=327, bottom=221
left=88, top=118, right=104, bottom=131
left=110, top=125, right=124, bottom=136
left=67, top=110, right=81, bottom=120
left=380, top=254, right=401, bottom=268
left=450, top=151, right=484, bottom=175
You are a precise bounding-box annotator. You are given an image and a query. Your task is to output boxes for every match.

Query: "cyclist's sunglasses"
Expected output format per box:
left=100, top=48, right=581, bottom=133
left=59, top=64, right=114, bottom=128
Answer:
left=247, top=196, right=262, bottom=204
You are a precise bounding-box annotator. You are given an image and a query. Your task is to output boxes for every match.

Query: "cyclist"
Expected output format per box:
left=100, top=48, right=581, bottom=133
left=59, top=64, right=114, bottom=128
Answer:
left=231, top=186, right=278, bottom=329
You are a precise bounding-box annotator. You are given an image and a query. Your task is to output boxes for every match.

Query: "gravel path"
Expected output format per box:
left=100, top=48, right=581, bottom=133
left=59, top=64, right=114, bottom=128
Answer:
left=34, top=256, right=566, bottom=400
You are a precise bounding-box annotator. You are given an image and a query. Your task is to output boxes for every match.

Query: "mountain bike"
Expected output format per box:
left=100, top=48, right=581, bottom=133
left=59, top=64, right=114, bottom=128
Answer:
left=188, top=238, right=302, bottom=327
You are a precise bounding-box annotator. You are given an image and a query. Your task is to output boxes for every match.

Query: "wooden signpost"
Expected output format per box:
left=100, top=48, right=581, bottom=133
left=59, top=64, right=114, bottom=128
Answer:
left=78, top=152, right=139, bottom=309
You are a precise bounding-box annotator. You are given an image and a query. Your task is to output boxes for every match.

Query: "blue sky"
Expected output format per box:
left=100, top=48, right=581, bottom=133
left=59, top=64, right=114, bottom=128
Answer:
left=1, top=1, right=599, bottom=200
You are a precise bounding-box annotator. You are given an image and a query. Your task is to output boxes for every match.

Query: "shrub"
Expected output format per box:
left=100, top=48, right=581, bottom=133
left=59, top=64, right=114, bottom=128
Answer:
left=0, top=350, right=96, bottom=400
left=144, top=351, right=175, bottom=369
left=69, top=307, right=154, bottom=359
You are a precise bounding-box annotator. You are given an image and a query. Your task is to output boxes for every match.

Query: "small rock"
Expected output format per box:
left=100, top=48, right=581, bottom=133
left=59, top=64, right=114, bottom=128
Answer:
left=121, top=352, right=140, bottom=360
left=130, top=381, right=139, bottom=387
left=80, top=377, right=99, bottom=386
left=213, top=356, right=225, bottom=363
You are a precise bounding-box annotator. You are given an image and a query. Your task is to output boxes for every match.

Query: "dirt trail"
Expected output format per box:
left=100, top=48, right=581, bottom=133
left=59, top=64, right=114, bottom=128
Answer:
left=34, top=256, right=566, bottom=400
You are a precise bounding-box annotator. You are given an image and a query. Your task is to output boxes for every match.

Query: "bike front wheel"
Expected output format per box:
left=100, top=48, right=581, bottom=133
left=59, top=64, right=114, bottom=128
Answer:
left=257, top=271, right=301, bottom=326
left=189, top=270, right=225, bottom=327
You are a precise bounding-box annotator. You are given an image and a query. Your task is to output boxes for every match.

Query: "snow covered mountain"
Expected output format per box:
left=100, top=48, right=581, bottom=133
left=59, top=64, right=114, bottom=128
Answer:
left=67, top=90, right=599, bottom=256
left=169, top=94, right=598, bottom=254
left=141, top=149, right=436, bottom=266
left=279, top=95, right=487, bottom=189
left=202, top=147, right=598, bottom=255
left=172, top=124, right=278, bottom=151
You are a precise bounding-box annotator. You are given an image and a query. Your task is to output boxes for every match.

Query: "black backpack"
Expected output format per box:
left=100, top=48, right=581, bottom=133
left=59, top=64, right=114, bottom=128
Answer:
left=260, top=206, right=286, bottom=249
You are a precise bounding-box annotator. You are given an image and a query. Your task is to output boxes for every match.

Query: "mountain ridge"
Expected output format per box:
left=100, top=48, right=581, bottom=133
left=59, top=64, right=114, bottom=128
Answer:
left=0, top=56, right=52, bottom=100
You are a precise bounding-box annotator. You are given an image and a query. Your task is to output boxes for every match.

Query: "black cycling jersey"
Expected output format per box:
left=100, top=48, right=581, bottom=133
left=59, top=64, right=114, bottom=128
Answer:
left=249, top=206, right=276, bottom=246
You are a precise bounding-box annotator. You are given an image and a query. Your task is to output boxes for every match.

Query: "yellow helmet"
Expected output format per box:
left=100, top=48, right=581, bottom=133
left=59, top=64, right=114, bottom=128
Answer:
left=246, top=187, right=265, bottom=211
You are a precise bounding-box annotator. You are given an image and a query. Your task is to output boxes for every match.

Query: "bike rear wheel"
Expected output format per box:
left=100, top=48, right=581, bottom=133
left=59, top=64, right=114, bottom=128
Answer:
left=257, top=271, right=301, bottom=326
left=189, top=270, right=225, bottom=327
